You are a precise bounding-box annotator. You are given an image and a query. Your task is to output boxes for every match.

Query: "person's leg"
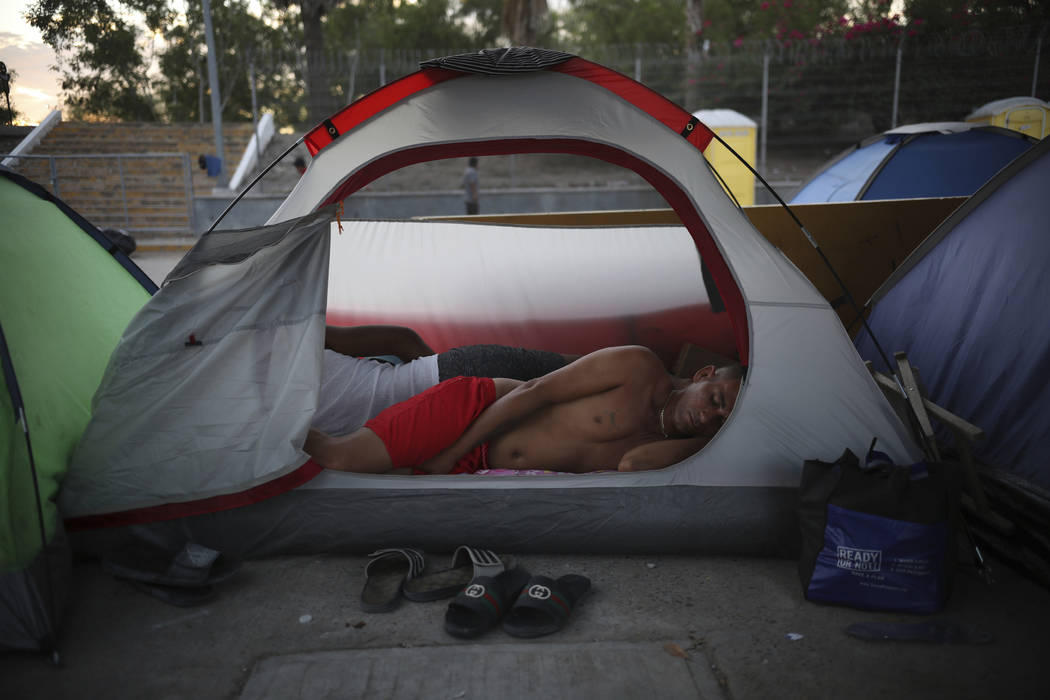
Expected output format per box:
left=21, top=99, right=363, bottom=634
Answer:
left=306, top=376, right=514, bottom=474
left=437, top=345, right=574, bottom=382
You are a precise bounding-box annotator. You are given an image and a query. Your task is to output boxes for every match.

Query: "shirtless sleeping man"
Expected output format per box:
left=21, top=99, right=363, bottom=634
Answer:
left=305, top=344, right=743, bottom=474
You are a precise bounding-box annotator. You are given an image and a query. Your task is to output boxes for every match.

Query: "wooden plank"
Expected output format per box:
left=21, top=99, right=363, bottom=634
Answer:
left=894, top=352, right=940, bottom=460
left=744, top=198, right=965, bottom=332
left=423, top=197, right=965, bottom=332
left=867, top=361, right=1011, bottom=533
left=867, top=365, right=984, bottom=441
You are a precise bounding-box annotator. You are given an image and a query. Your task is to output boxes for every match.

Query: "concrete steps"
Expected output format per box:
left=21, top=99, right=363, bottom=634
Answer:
left=12, top=121, right=258, bottom=236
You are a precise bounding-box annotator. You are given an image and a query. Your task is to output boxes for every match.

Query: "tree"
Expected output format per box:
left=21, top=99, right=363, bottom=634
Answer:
left=25, top=0, right=168, bottom=120
left=562, top=0, right=688, bottom=49
left=699, top=0, right=850, bottom=44
left=292, top=0, right=491, bottom=122
left=457, top=0, right=505, bottom=46
left=902, top=0, right=1049, bottom=34
left=501, top=0, right=549, bottom=46
left=156, top=1, right=303, bottom=124
left=25, top=0, right=302, bottom=124
left=294, top=0, right=338, bottom=124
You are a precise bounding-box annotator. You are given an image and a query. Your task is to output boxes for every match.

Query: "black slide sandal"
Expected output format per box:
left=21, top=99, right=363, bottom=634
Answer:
left=360, top=547, right=425, bottom=613
left=404, top=546, right=504, bottom=602
left=502, top=574, right=591, bottom=638
left=444, top=568, right=530, bottom=639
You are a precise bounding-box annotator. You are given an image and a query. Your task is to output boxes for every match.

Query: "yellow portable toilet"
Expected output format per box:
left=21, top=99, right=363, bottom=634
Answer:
left=692, top=109, right=757, bottom=206
left=965, top=97, right=1049, bottom=139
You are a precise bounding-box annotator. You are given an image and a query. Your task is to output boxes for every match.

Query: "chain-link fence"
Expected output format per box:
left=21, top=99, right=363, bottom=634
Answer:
left=251, top=24, right=1047, bottom=172
left=3, top=26, right=1044, bottom=234
left=588, top=26, right=1045, bottom=128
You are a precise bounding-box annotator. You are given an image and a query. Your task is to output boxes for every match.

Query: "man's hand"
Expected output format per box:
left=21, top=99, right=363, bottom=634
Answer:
left=617, top=438, right=707, bottom=472
left=418, top=451, right=458, bottom=475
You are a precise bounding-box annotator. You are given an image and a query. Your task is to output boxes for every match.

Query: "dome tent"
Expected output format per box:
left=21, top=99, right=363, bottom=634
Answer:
left=856, top=137, right=1050, bottom=492
left=791, top=122, right=1034, bottom=204
left=0, top=167, right=155, bottom=651
left=63, top=49, right=918, bottom=558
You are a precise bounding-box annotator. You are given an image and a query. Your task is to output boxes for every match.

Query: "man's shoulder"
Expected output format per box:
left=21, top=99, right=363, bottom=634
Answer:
left=593, top=345, right=664, bottom=372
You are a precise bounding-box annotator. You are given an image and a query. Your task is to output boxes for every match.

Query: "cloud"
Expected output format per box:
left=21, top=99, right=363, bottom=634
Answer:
left=15, top=84, right=54, bottom=102
left=0, top=32, right=62, bottom=124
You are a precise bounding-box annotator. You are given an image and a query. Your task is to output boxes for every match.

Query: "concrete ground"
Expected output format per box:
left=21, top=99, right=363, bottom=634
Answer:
left=5, top=251, right=1048, bottom=699
left=2, top=551, right=1048, bottom=700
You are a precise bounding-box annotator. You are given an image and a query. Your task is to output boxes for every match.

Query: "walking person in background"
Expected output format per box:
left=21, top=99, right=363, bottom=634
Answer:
left=462, top=157, right=480, bottom=214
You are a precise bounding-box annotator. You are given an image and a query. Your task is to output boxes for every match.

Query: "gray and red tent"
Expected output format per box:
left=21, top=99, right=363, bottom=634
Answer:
left=61, top=50, right=918, bottom=558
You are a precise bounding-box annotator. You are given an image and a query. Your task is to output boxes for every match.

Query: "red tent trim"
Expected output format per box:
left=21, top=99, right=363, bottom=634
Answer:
left=64, top=460, right=324, bottom=531
left=304, top=57, right=714, bottom=158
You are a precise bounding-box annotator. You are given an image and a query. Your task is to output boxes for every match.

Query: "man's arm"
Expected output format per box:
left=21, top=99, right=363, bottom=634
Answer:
left=419, top=345, right=662, bottom=474
left=617, top=437, right=708, bottom=472
left=324, top=325, right=434, bottom=362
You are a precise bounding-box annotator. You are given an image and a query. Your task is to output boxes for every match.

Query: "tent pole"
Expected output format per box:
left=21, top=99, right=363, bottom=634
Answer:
left=206, top=136, right=307, bottom=233
left=1033, top=26, right=1045, bottom=98
left=760, top=46, right=769, bottom=177
left=0, top=324, right=61, bottom=663
left=702, top=129, right=900, bottom=379
left=891, top=34, right=904, bottom=129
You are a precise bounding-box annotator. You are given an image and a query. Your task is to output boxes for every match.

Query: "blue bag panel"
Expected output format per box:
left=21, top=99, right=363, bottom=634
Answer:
left=806, top=504, right=949, bottom=613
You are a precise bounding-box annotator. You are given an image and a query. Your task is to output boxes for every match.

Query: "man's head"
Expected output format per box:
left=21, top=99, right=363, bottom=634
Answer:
left=468, top=157, right=478, bottom=168
left=668, top=363, right=743, bottom=438
left=294, top=156, right=307, bottom=175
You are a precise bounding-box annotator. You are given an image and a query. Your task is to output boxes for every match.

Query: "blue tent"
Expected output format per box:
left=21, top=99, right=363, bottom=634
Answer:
left=792, top=122, right=1034, bottom=204
left=855, top=137, right=1050, bottom=490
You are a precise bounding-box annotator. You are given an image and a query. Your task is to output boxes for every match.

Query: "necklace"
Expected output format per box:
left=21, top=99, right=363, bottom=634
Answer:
left=658, top=393, right=672, bottom=438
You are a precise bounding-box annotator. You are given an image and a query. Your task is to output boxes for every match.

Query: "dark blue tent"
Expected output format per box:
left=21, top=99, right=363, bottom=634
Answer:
left=792, top=122, right=1034, bottom=204
left=855, top=137, right=1050, bottom=490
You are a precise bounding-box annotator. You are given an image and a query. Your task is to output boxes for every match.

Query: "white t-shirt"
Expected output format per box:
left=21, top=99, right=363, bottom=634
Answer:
left=312, top=350, right=440, bottom=435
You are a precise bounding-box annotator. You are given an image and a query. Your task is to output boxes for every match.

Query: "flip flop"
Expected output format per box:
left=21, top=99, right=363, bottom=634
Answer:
left=403, top=546, right=505, bottom=602
left=360, top=547, right=425, bottom=613
left=444, top=567, right=531, bottom=639
left=501, top=573, right=591, bottom=639
left=101, top=542, right=240, bottom=588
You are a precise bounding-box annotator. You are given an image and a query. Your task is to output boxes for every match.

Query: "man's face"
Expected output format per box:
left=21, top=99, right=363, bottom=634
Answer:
left=670, top=366, right=741, bottom=438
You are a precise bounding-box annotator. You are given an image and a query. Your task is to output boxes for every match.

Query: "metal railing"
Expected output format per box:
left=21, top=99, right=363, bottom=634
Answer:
left=2, top=153, right=197, bottom=235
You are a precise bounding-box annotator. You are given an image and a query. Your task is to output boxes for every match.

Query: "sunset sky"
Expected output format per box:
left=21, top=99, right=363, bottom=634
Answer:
left=1, top=2, right=62, bottom=125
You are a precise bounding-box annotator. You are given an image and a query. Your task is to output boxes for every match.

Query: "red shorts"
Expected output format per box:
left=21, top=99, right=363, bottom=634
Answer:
left=364, top=376, right=497, bottom=474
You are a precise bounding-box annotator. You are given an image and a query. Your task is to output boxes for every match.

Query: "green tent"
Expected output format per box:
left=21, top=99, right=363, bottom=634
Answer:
left=0, top=167, right=154, bottom=652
